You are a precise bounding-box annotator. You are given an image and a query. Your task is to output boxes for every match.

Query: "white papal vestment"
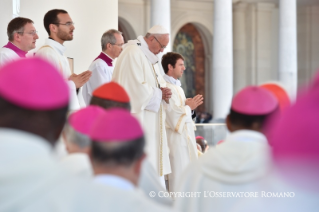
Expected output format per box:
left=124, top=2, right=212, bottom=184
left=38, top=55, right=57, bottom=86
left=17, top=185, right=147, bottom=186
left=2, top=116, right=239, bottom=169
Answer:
left=112, top=36, right=171, bottom=177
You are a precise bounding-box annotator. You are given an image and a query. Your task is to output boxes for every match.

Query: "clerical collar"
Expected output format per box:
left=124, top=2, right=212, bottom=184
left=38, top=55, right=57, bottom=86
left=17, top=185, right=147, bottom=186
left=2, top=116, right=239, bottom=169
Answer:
left=163, top=74, right=181, bottom=86
left=3, top=42, right=27, bottom=58
left=94, top=52, right=113, bottom=66
left=125, top=35, right=159, bottom=65
left=44, top=38, right=66, bottom=55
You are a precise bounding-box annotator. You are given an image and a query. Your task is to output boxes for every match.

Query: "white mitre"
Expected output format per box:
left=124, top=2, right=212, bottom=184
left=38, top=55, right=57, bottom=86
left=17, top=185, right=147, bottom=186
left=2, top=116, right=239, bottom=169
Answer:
left=148, top=25, right=169, bottom=34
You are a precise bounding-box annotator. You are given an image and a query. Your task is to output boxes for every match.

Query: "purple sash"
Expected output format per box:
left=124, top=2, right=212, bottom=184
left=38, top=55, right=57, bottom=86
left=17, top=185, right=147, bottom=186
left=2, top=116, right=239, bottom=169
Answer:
left=94, top=52, right=113, bottom=67
left=3, top=42, right=27, bottom=58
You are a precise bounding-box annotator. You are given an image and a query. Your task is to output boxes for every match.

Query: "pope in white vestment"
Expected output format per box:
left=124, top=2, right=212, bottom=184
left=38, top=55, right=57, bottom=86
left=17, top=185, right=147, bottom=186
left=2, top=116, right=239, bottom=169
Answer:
left=163, top=74, right=198, bottom=192
left=112, top=28, right=172, bottom=177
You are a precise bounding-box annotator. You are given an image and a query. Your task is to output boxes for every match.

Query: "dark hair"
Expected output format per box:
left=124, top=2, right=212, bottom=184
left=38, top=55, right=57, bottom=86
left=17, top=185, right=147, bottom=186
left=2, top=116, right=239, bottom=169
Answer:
left=161, top=52, right=184, bottom=74
left=228, top=109, right=269, bottom=129
left=7, top=17, right=34, bottom=41
left=91, top=136, right=145, bottom=166
left=0, top=96, right=68, bottom=146
left=196, top=138, right=207, bottom=152
left=44, top=9, right=68, bottom=35
left=90, top=96, right=131, bottom=111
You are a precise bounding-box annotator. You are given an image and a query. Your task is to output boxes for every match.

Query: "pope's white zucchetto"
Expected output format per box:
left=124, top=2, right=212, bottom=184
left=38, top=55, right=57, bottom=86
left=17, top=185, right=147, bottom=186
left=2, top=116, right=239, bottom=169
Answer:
left=147, top=25, right=169, bottom=34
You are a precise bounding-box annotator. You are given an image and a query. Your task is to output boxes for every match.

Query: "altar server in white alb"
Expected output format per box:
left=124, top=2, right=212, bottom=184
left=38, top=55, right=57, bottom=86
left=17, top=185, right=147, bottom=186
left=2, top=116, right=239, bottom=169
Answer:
left=37, top=9, right=91, bottom=111
left=161, top=52, right=203, bottom=192
left=82, top=29, right=124, bottom=105
left=175, top=86, right=278, bottom=212
left=112, top=25, right=172, bottom=181
left=0, top=17, right=38, bottom=66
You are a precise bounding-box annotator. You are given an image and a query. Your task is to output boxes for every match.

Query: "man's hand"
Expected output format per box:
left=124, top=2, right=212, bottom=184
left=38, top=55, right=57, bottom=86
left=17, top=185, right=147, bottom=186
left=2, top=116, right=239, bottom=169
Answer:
left=69, top=70, right=92, bottom=88
left=161, top=87, right=172, bottom=103
left=185, top=94, right=204, bottom=110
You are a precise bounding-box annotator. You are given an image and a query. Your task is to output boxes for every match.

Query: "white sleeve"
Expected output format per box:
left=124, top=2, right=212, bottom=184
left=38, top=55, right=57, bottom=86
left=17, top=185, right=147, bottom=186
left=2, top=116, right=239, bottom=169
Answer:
left=145, top=87, right=162, bottom=112
left=185, top=105, right=193, bottom=123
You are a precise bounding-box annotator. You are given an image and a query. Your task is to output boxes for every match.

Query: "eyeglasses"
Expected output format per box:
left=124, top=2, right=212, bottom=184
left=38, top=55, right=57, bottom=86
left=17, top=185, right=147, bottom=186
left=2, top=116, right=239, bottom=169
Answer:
left=53, top=22, right=75, bottom=27
left=17, top=30, right=38, bottom=36
left=153, top=36, right=166, bottom=49
left=111, top=43, right=124, bottom=47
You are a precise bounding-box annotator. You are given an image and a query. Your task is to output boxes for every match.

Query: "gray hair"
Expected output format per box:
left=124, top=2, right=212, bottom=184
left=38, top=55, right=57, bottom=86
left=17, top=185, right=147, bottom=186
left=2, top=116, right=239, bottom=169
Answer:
left=101, top=29, right=122, bottom=51
left=63, top=122, right=91, bottom=148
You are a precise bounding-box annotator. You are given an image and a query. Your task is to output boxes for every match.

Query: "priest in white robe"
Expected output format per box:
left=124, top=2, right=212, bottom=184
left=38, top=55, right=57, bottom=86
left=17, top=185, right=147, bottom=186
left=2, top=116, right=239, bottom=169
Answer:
left=82, top=29, right=124, bottom=106
left=36, top=9, right=91, bottom=111
left=174, top=86, right=279, bottom=212
left=0, top=17, right=38, bottom=66
left=112, top=25, right=173, bottom=181
left=161, top=52, right=203, bottom=192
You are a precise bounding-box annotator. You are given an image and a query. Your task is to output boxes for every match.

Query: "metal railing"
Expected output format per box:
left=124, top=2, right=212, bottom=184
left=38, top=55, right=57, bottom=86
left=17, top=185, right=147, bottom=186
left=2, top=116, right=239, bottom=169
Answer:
left=195, top=123, right=229, bottom=146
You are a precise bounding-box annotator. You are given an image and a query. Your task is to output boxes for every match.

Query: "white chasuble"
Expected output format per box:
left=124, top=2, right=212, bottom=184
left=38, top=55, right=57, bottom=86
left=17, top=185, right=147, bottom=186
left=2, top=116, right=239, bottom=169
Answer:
left=164, top=79, right=198, bottom=192
left=112, top=38, right=171, bottom=176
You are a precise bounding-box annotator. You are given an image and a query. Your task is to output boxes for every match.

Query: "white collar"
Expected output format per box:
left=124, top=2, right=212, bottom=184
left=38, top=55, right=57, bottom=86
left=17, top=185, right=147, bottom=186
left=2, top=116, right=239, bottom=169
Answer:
left=224, top=130, right=268, bottom=144
left=45, top=38, right=66, bottom=55
left=163, top=74, right=181, bottom=86
left=94, top=174, right=135, bottom=191
left=102, top=52, right=114, bottom=61
left=125, top=35, right=159, bottom=65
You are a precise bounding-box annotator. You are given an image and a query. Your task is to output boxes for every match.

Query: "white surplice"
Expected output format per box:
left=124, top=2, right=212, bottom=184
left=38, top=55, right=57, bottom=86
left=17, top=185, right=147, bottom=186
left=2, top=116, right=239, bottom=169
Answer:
left=174, top=130, right=272, bottom=212
left=163, top=74, right=198, bottom=192
left=36, top=38, right=80, bottom=111
left=82, top=52, right=114, bottom=106
left=112, top=36, right=171, bottom=177
left=0, top=47, right=19, bottom=66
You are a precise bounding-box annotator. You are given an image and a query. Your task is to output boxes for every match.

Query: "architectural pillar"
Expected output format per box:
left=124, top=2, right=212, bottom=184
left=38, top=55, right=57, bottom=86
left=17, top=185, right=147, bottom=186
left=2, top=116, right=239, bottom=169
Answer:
left=150, top=0, right=171, bottom=75
left=279, top=0, right=297, bottom=99
left=212, top=0, right=233, bottom=119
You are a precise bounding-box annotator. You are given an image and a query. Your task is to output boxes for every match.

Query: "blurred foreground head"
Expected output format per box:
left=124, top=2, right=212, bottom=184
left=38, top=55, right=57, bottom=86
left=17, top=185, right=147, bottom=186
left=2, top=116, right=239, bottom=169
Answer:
left=90, top=81, right=131, bottom=111
left=63, top=105, right=106, bottom=154
left=88, top=108, right=145, bottom=186
left=269, top=76, right=319, bottom=191
left=0, top=58, right=69, bottom=145
left=227, top=86, right=278, bottom=133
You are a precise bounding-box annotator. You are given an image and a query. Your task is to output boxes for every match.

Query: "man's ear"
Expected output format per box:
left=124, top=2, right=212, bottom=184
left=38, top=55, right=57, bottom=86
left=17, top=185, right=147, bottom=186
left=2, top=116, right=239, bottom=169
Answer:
left=168, top=64, right=173, bottom=72
left=14, top=32, right=21, bottom=42
left=226, top=114, right=233, bottom=132
left=49, top=23, right=57, bottom=34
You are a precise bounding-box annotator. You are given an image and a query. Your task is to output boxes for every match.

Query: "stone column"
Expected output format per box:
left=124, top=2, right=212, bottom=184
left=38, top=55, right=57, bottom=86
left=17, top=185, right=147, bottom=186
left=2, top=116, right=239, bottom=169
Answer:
left=150, top=0, right=171, bottom=75
left=212, top=0, right=233, bottom=120
left=279, top=0, right=297, bottom=99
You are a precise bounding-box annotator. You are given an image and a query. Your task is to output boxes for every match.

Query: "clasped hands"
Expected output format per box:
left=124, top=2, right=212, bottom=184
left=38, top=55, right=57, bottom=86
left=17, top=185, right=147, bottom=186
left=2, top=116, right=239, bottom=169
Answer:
left=161, top=87, right=172, bottom=103
left=69, top=70, right=92, bottom=88
left=185, top=94, right=204, bottom=110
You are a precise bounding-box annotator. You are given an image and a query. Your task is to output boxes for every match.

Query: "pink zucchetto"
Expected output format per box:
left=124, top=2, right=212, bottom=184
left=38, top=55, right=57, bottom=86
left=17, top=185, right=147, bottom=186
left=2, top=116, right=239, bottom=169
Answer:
left=68, top=106, right=106, bottom=135
left=231, top=86, right=278, bottom=115
left=0, top=58, right=69, bottom=110
left=89, top=108, right=144, bottom=142
left=269, top=87, right=319, bottom=190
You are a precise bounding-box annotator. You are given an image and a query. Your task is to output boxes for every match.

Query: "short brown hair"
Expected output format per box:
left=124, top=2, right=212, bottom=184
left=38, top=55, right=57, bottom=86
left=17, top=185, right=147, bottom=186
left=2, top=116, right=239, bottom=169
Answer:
left=7, top=17, right=34, bottom=41
left=161, top=52, right=184, bottom=74
left=44, top=9, right=68, bottom=36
